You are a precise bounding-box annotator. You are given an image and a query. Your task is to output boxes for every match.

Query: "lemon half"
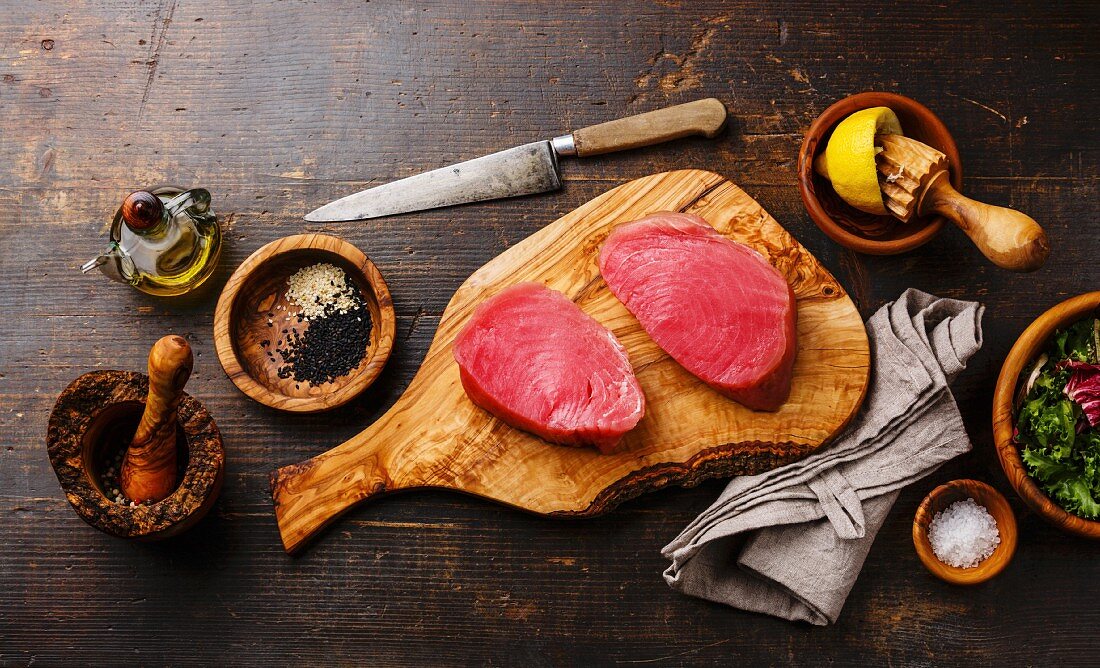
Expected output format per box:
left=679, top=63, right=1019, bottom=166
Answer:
left=813, top=107, right=903, bottom=215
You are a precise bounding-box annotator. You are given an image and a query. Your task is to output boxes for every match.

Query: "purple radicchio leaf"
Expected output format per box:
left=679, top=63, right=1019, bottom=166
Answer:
left=1062, top=360, right=1100, bottom=427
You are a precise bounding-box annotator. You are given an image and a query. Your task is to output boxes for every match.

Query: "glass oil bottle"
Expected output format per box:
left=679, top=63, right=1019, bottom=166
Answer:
left=82, top=186, right=222, bottom=297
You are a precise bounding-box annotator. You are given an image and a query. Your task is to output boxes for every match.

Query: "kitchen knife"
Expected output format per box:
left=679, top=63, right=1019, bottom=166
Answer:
left=304, top=98, right=727, bottom=222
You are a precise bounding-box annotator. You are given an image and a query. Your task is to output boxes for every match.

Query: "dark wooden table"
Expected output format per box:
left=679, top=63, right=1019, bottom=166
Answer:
left=3, top=1, right=1097, bottom=665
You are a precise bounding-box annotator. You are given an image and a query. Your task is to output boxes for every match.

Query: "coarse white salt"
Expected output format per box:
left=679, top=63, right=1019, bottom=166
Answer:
left=928, top=497, right=1000, bottom=568
left=285, top=262, right=358, bottom=320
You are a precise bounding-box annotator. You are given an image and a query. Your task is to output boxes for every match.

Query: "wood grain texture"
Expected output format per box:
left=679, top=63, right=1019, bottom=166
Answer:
left=877, top=134, right=1049, bottom=271
left=120, top=334, right=193, bottom=503
left=992, top=291, right=1100, bottom=539
left=921, top=169, right=1050, bottom=272
left=2, top=0, right=1098, bottom=665
left=878, top=133, right=951, bottom=222
left=119, top=190, right=165, bottom=231
left=213, top=233, right=397, bottom=413
left=271, top=170, right=870, bottom=553
left=912, top=479, right=1018, bottom=585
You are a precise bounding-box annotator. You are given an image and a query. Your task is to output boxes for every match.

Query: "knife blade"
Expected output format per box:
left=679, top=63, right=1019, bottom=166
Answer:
left=305, top=141, right=560, bottom=222
left=304, top=98, right=727, bottom=222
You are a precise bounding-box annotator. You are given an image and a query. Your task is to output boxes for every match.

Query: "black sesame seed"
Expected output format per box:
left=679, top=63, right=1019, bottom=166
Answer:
left=275, top=286, right=372, bottom=386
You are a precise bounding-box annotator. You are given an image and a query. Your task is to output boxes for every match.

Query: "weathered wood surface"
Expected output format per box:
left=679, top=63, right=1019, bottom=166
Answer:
left=1, top=0, right=1097, bottom=665
left=271, top=170, right=869, bottom=554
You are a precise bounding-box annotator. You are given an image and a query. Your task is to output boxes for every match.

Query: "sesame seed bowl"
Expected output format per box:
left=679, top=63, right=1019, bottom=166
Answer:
left=214, top=234, right=396, bottom=413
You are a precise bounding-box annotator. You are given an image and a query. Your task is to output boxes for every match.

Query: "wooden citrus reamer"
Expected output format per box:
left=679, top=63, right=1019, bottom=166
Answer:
left=877, top=134, right=1049, bottom=272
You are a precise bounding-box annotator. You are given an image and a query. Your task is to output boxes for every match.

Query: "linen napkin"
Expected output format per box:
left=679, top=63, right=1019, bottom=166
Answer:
left=662, top=289, right=984, bottom=625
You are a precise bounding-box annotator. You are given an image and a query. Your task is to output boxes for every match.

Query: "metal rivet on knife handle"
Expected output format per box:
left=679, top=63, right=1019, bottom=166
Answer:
left=570, top=98, right=728, bottom=157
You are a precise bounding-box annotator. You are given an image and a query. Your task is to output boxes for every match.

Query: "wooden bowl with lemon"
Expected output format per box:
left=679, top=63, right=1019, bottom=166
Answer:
left=798, top=92, right=961, bottom=256
left=799, top=92, right=1047, bottom=271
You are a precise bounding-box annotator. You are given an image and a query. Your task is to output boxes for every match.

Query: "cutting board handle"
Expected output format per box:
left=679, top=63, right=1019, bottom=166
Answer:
left=271, top=430, right=399, bottom=554
left=571, top=98, right=727, bottom=157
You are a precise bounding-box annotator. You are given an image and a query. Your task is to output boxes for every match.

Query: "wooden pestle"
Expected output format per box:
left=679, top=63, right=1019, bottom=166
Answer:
left=877, top=134, right=1049, bottom=272
left=120, top=335, right=193, bottom=503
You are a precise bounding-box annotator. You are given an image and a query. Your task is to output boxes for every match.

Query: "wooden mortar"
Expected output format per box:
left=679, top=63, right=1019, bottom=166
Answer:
left=47, top=338, right=224, bottom=540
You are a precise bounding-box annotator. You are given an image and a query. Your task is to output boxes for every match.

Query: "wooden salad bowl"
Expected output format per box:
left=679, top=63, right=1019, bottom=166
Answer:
left=214, top=234, right=397, bottom=413
left=798, top=91, right=962, bottom=256
left=992, top=291, right=1100, bottom=539
left=912, top=479, right=1017, bottom=585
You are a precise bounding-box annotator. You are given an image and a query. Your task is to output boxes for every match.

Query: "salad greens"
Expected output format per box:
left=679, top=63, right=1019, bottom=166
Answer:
left=1015, top=315, right=1100, bottom=520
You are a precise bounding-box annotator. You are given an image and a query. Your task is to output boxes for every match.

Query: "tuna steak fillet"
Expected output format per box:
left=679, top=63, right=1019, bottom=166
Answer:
left=453, top=282, right=645, bottom=453
left=598, top=212, right=797, bottom=411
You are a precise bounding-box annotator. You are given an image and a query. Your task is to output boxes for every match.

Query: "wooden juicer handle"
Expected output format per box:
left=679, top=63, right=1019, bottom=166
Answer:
left=920, top=172, right=1050, bottom=272
left=878, top=134, right=1049, bottom=272
left=121, top=335, right=193, bottom=503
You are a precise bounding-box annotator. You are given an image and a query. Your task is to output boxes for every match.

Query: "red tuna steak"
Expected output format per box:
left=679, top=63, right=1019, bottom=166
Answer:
left=598, top=212, right=797, bottom=411
left=453, top=282, right=645, bottom=453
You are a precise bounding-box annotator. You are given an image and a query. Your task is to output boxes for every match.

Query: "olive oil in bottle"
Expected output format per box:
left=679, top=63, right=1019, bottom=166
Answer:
left=83, top=187, right=222, bottom=297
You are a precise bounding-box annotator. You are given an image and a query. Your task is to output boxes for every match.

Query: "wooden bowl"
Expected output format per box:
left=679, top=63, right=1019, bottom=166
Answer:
left=214, top=234, right=396, bottom=413
left=992, top=291, right=1100, bottom=539
left=47, top=370, right=224, bottom=540
left=912, top=479, right=1017, bottom=585
left=798, top=92, right=962, bottom=255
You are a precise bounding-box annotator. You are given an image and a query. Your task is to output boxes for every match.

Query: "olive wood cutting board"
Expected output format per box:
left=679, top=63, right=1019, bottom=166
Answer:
left=271, top=169, right=871, bottom=553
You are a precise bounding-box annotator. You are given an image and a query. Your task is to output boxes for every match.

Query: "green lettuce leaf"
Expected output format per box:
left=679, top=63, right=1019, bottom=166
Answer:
left=1054, top=317, right=1099, bottom=363
left=1016, top=316, right=1100, bottom=521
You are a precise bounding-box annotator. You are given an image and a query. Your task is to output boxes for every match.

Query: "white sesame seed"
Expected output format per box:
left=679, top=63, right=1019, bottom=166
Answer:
left=285, top=263, right=358, bottom=320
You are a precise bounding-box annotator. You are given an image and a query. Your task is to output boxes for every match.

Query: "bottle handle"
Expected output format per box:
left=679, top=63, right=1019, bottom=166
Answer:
left=163, top=188, right=211, bottom=218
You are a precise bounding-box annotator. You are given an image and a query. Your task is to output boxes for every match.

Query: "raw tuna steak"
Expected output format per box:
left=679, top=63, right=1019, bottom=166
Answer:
left=453, top=282, right=645, bottom=453
left=598, top=212, right=797, bottom=411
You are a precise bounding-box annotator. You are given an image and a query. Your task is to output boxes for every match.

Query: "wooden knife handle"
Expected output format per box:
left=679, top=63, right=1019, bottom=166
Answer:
left=571, top=98, right=727, bottom=157
left=921, top=173, right=1050, bottom=272
left=121, top=335, right=193, bottom=503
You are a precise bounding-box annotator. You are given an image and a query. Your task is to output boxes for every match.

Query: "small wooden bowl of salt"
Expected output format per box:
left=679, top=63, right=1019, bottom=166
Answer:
left=912, top=479, right=1017, bottom=585
left=214, top=234, right=396, bottom=413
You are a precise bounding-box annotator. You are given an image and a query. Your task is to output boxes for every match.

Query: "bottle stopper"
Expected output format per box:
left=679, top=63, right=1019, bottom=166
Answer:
left=120, top=190, right=165, bottom=231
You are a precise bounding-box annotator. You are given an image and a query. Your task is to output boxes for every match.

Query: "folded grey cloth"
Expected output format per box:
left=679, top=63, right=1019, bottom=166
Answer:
left=662, top=289, right=984, bottom=625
